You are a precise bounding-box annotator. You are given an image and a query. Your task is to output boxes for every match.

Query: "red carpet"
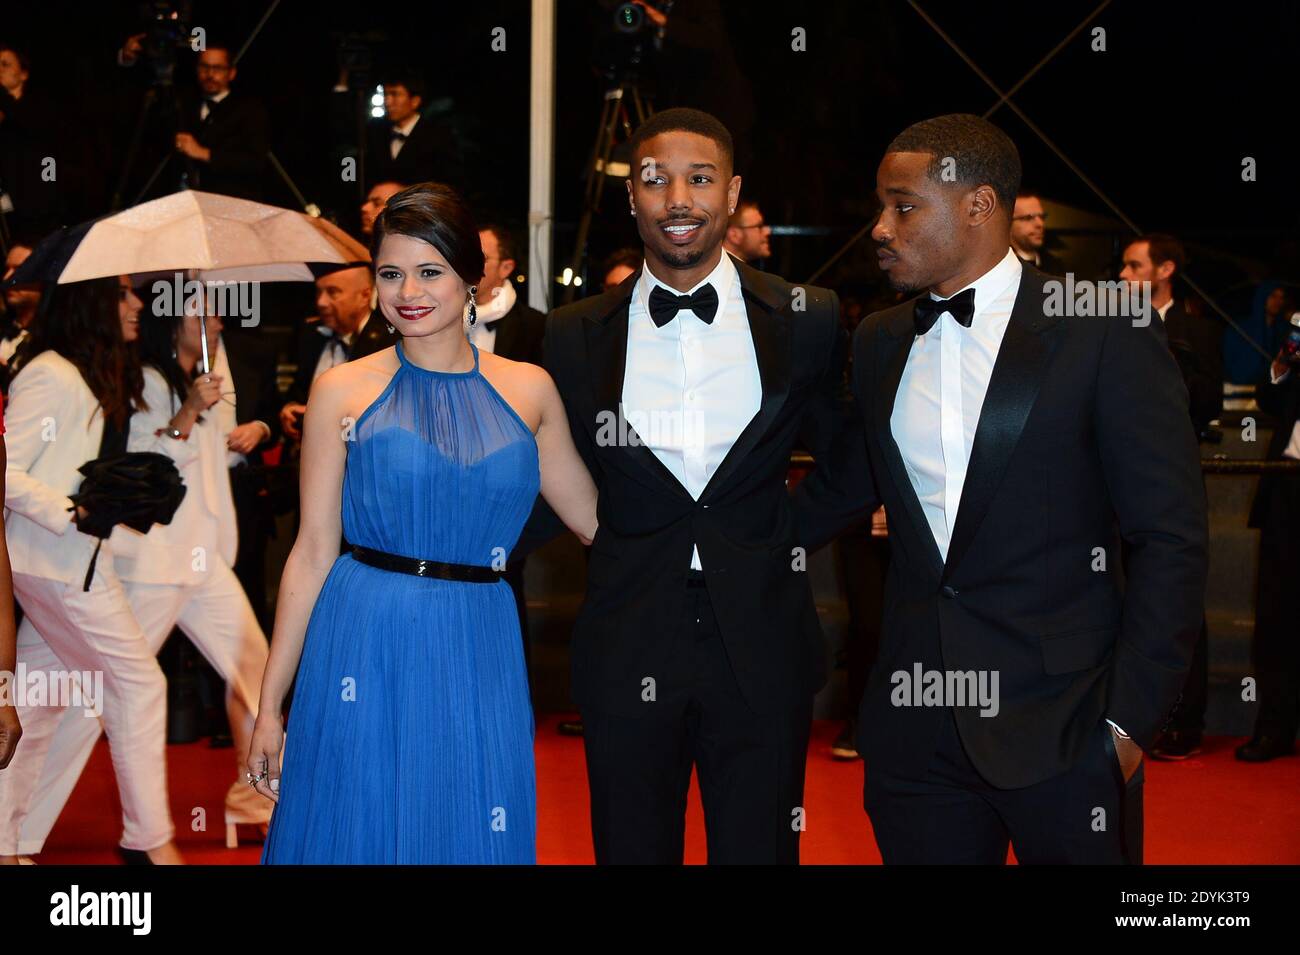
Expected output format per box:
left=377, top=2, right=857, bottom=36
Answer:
left=28, top=715, right=1300, bottom=864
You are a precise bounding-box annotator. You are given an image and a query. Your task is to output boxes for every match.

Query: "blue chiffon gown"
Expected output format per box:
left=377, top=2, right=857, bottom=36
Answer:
left=262, top=341, right=539, bottom=864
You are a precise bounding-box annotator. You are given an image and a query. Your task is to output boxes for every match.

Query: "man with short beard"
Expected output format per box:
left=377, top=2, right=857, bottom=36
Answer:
left=537, top=108, right=863, bottom=864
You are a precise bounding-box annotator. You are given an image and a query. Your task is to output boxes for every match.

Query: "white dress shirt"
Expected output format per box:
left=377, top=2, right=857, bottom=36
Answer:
left=390, top=115, right=419, bottom=159
left=310, top=312, right=370, bottom=387
left=623, top=251, right=761, bottom=570
left=891, top=248, right=1132, bottom=738
left=891, top=247, right=1023, bottom=563
left=198, top=89, right=229, bottom=123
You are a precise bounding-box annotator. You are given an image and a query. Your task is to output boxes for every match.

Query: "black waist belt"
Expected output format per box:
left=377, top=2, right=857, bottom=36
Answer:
left=350, top=544, right=503, bottom=583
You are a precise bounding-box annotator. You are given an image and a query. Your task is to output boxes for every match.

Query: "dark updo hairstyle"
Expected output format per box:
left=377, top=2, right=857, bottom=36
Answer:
left=368, top=182, right=485, bottom=288
left=13, top=276, right=144, bottom=428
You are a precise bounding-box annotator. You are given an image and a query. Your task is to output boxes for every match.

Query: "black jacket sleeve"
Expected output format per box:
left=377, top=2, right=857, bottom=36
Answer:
left=790, top=301, right=880, bottom=553
left=1096, top=315, right=1209, bottom=750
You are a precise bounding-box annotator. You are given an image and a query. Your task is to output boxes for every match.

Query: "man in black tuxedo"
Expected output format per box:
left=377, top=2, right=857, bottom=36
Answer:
left=1240, top=345, right=1300, bottom=761
left=1120, top=233, right=1223, bottom=759
left=1120, top=235, right=1223, bottom=438
left=279, top=265, right=394, bottom=442
left=540, top=108, right=855, bottom=864
left=798, top=114, right=1207, bottom=864
left=173, top=45, right=270, bottom=201
left=364, top=72, right=463, bottom=194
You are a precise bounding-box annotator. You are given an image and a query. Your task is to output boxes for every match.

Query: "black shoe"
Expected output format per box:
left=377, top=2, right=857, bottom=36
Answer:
left=831, top=720, right=859, bottom=760
left=557, top=719, right=584, bottom=737
left=1150, top=727, right=1203, bottom=760
left=117, top=847, right=154, bottom=865
left=1235, top=732, right=1296, bottom=762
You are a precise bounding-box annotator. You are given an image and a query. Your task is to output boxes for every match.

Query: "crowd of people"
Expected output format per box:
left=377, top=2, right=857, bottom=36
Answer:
left=0, top=31, right=1296, bottom=867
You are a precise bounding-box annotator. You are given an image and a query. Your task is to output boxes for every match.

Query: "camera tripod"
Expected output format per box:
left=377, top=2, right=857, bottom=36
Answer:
left=561, top=79, right=653, bottom=305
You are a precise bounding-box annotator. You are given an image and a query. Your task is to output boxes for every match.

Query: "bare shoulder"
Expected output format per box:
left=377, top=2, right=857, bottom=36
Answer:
left=311, top=346, right=399, bottom=419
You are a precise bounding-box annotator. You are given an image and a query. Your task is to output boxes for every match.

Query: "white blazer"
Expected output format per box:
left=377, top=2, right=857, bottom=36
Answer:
left=4, top=351, right=197, bottom=584
left=111, top=366, right=239, bottom=585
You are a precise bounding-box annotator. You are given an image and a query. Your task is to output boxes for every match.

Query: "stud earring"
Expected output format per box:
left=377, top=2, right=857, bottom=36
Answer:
left=630, top=208, right=636, bottom=217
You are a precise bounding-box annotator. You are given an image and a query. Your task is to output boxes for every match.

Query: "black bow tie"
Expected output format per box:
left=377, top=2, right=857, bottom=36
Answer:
left=391, top=130, right=408, bottom=142
left=648, top=283, right=719, bottom=328
left=913, top=287, right=976, bottom=336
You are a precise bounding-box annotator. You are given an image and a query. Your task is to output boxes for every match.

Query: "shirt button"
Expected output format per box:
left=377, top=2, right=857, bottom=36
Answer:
left=941, top=585, right=958, bottom=599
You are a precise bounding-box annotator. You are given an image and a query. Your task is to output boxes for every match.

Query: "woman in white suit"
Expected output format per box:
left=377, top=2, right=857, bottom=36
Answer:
left=8, top=307, right=272, bottom=856
left=0, top=275, right=221, bottom=865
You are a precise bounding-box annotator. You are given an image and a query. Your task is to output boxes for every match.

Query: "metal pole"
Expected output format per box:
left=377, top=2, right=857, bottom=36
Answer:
left=529, top=0, right=556, bottom=314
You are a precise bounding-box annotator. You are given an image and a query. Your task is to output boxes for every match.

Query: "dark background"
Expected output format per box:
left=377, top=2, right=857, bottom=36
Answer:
left=2, top=0, right=1297, bottom=308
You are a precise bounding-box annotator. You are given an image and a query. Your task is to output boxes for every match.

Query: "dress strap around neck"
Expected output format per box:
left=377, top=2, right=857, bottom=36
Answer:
left=394, top=338, right=480, bottom=377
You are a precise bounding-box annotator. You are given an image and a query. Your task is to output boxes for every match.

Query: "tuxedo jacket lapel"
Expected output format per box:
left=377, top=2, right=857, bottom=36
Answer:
left=699, top=261, right=791, bottom=499
left=585, top=270, right=692, bottom=500
left=943, top=270, right=1063, bottom=580
left=876, top=312, right=945, bottom=579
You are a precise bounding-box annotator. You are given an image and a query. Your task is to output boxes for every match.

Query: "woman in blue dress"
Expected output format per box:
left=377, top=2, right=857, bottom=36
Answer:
left=250, top=184, right=597, bottom=864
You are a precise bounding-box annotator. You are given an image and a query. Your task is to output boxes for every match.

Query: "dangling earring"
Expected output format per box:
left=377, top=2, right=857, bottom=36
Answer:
left=386, top=322, right=395, bottom=334
left=467, top=286, right=478, bottom=327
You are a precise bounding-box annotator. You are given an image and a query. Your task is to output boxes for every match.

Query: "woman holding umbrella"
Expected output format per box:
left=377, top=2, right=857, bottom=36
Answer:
left=0, top=275, right=220, bottom=865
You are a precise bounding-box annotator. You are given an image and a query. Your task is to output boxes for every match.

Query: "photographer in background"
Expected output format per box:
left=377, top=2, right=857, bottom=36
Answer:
left=1240, top=317, right=1300, bottom=762
left=173, top=43, right=270, bottom=201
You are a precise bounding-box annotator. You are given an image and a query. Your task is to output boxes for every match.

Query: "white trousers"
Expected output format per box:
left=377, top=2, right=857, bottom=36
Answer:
left=3, top=561, right=268, bottom=855
left=0, top=564, right=172, bottom=854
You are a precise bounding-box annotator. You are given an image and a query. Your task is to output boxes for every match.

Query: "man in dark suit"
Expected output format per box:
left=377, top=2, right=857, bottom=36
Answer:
left=1121, top=235, right=1223, bottom=438
left=173, top=45, right=270, bottom=201
left=798, top=114, right=1207, bottom=864
left=364, top=72, right=463, bottom=193
left=1240, top=345, right=1300, bottom=761
left=1010, top=189, right=1064, bottom=276
left=279, top=265, right=394, bottom=442
left=1120, top=233, right=1223, bottom=759
left=539, top=108, right=856, bottom=864
left=471, top=223, right=545, bottom=365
